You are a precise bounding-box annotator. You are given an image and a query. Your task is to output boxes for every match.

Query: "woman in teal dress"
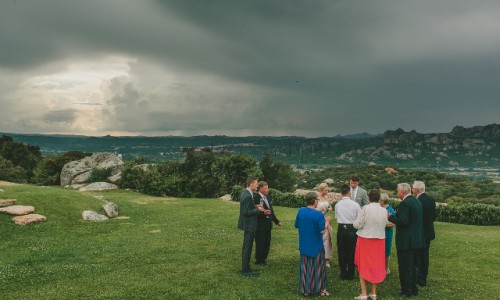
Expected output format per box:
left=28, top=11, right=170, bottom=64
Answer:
left=380, top=194, right=395, bottom=274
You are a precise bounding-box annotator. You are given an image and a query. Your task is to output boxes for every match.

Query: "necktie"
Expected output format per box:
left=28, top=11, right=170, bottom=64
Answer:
left=263, top=196, right=270, bottom=209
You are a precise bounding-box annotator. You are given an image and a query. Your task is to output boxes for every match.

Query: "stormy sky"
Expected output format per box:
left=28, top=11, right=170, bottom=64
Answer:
left=1, top=0, right=499, bottom=137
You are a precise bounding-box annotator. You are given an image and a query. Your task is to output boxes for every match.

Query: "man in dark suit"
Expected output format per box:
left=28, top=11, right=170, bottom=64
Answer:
left=350, top=174, right=369, bottom=207
left=238, top=177, right=264, bottom=276
left=388, top=183, right=425, bottom=297
left=253, top=181, right=282, bottom=266
left=412, top=180, right=436, bottom=287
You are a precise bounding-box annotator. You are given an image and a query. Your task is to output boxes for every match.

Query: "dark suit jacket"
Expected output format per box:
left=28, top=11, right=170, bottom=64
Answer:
left=389, top=195, right=425, bottom=250
left=237, top=189, right=259, bottom=232
left=253, top=193, right=280, bottom=232
left=418, top=193, right=436, bottom=241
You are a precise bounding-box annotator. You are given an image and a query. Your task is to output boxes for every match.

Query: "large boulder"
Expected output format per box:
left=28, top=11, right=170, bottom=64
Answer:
left=60, top=153, right=124, bottom=186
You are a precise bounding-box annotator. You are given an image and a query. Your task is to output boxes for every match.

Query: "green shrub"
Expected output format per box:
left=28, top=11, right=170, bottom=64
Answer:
left=32, top=151, right=89, bottom=185
left=0, top=156, right=27, bottom=183
left=119, top=164, right=148, bottom=190
left=88, top=168, right=113, bottom=183
left=0, top=135, right=41, bottom=180
left=268, top=188, right=304, bottom=208
left=436, top=203, right=500, bottom=226
left=231, top=185, right=244, bottom=201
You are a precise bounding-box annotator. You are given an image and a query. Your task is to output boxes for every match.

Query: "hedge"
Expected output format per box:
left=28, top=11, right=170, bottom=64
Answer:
left=436, top=203, right=500, bottom=226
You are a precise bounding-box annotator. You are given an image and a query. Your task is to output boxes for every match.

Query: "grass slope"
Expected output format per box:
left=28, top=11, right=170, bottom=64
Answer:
left=0, top=185, right=499, bottom=299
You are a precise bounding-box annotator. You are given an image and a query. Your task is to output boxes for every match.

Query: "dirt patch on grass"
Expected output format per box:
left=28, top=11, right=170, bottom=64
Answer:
left=0, top=181, right=19, bottom=186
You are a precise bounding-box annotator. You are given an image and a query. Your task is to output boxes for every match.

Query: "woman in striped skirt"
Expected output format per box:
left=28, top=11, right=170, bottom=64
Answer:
left=295, top=192, right=332, bottom=297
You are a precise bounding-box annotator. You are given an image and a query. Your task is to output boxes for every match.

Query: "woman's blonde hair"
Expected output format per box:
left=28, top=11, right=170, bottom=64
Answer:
left=317, top=183, right=329, bottom=193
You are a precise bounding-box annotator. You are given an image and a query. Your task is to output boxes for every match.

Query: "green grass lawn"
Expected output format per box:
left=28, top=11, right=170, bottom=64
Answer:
left=1, top=184, right=499, bottom=299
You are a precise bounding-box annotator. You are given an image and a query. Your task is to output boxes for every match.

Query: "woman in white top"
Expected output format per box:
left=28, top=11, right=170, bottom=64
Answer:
left=317, top=183, right=333, bottom=267
left=353, top=189, right=388, bottom=300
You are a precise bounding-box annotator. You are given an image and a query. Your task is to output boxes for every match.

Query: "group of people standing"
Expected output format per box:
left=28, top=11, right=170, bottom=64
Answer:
left=295, top=176, right=436, bottom=298
left=237, top=175, right=435, bottom=299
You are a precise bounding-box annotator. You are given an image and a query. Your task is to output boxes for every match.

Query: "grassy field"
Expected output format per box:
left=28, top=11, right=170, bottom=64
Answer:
left=0, top=184, right=499, bottom=299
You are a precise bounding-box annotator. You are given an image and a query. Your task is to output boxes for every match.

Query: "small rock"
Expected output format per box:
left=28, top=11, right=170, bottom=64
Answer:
left=102, top=202, right=119, bottom=218
left=107, top=173, right=121, bottom=183
left=94, top=195, right=104, bottom=199
left=0, top=199, right=16, bottom=207
left=79, top=182, right=118, bottom=191
left=323, top=178, right=334, bottom=184
left=0, top=205, right=35, bottom=215
left=12, top=214, right=47, bottom=225
left=82, top=210, right=108, bottom=221
left=0, top=188, right=5, bottom=192
left=220, top=194, right=232, bottom=201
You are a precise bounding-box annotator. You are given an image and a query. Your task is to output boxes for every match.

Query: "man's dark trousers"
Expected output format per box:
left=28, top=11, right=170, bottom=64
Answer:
left=255, top=230, right=271, bottom=264
left=417, top=240, right=432, bottom=286
left=242, top=230, right=256, bottom=273
left=337, top=224, right=357, bottom=279
left=398, top=249, right=419, bottom=296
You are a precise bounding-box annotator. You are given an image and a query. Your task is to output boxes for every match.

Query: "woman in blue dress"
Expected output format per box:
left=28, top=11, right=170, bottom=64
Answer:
left=295, top=192, right=332, bottom=297
left=380, top=193, right=395, bottom=274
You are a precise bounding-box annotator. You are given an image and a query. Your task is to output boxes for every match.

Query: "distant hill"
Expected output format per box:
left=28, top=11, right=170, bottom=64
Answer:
left=2, top=123, right=499, bottom=168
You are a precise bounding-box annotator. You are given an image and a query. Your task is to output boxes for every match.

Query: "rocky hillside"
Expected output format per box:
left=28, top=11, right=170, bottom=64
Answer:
left=3, top=124, right=499, bottom=168
left=337, top=124, right=499, bottom=168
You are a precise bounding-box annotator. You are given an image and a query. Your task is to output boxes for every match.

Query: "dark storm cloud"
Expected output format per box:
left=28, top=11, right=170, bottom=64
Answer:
left=0, top=0, right=499, bottom=136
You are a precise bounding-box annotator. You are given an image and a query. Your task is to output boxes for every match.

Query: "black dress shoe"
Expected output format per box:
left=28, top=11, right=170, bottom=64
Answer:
left=242, top=270, right=260, bottom=276
left=418, top=281, right=427, bottom=287
left=339, top=275, right=353, bottom=280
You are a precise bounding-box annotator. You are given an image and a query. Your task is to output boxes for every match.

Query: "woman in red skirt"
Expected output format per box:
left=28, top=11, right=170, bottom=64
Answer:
left=353, top=189, right=388, bottom=300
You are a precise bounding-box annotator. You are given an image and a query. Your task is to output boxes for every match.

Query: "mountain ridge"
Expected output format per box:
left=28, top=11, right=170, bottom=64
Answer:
left=2, top=123, right=499, bottom=168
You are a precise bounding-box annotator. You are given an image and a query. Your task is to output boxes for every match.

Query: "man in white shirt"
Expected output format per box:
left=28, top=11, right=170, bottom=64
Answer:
left=335, top=184, right=361, bottom=280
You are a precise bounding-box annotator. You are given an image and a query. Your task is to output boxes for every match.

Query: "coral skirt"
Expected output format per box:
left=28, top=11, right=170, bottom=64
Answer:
left=354, top=236, right=386, bottom=283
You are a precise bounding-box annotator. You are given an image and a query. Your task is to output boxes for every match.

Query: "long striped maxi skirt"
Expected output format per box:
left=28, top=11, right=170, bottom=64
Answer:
left=298, top=250, right=327, bottom=294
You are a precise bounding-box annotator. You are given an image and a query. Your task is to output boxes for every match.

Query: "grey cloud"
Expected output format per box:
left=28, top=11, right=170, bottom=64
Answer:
left=42, top=109, right=78, bottom=123
left=1, top=0, right=500, bottom=136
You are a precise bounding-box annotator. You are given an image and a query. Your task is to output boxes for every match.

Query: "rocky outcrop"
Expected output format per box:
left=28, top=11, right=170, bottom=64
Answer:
left=60, top=152, right=124, bottom=186
left=332, top=124, right=499, bottom=167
